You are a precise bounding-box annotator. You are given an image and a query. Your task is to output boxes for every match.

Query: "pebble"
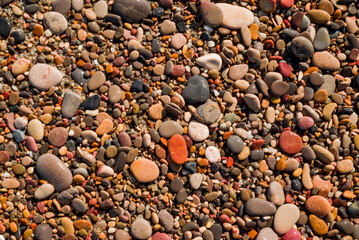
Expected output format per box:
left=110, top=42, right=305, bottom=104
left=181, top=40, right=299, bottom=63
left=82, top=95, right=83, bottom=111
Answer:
left=256, top=228, right=278, bottom=240
left=205, top=146, right=221, bottom=163
left=28, top=64, right=63, bottom=90
left=27, top=119, right=44, bottom=141
left=62, top=91, right=82, bottom=119
left=216, top=3, right=254, bottom=29
left=305, top=195, right=331, bottom=217
left=131, top=218, right=152, bottom=240
left=188, top=121, right=209, bottom=142
left=36, top=154, right=72, bottom=192
left=130, top=158, right=159, bottom=183
left=226, top=135, right=244, bottom=153
left=158, top=120, right=183, bottom=138
left=182, top=75, right=210, bottom=103
left=273, top=204, right=300, bottom=235
left=168, top=134, right=188, bottom=164
left=267, top=181, right=285, bottom=206
left=196, top=53, right=222, bottom=71
left=43, top=12, right=68, bottom=34
left=245, top=198, right=276, bottom=216
left=279, top=129, right=303, bottom=154
left=113, top=0, right=151, bottom=21
left=291, top=36, right=314, bottom=58
left=34, top=224, right=53, bottom=240
left=312, top=51, right=340, bottom=71
left=34, top=183, right=55, bottom=200
left=312, top=144, right=335, bottom=163
left=0, top=18, right=11, bottom=38
left=200, top=2, right=223, bottom=27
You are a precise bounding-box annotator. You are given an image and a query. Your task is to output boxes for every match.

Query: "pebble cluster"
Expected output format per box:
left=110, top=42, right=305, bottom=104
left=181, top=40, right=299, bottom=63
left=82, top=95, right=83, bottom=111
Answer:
left=1, top=0, right=359, bottom=239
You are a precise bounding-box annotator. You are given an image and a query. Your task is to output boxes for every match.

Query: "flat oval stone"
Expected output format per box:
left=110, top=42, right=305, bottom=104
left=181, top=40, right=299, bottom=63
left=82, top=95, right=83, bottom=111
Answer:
left=131, top=218, right=152, bottom=240
left=312, top=51, right=340, bottom=71
left=182, top=75, right=209, bottom=103
left=200, top=2, right=223, bottom=27
left=115, top=230, right=130, bottom=240
left=314, top=27, right=330, bottom=51
left=312, top=144, right=334, bottom=163
left=216, top=3, right=254, bottom=29
left=282, top=228, right=301, bottom=240
left=1, top=178, right=20, bottom=189
left=305, top=195, right=331, bottom=217
left=43, top=11, right=68, bottom=34
left=229, top=64, right=248, bottom=80
left=62, top=91, right=83, bottom=119
left=227, top=135, right=244, bottom=153
left=271, top=80, right=289, bottom=96
left=188, top=121, right=209, bottom=142
left=243, top=94, right=260, bottom=112
left=0, top=17, right=11, bottom=38
left=34, top=183, right=55, bottom=200
left=27, top=119, right=44, bottom=142
left=245, top=198, right=276, bottom=216
left=36, top=154, right=73, bottom=192
left=130, top=158, right=159, bottom=183
left=88, top=71, right=106, bottom=91
left=279, top=129, right=303, bottom=154
left=336, top=159, right=354, bottom=173
left=48, top=127, right=68, bottom=147
left=29, top=64, right=63, bottom=90
left=307, top=9, right=330, bottom=24
left=309, top=214, right=328, bottom=235
left=256, top=227, right=278, bottom=240
left=168, top=134, right=188, bottom=164
left=267, top=181, right=285, bottom=206
left=273, top=204, right=300, bottom=235
left=158, top=120, right=183, bottom=138
left=291, top=36, right=314, bottom=59
left=114, top=0, right=151, bottom=21
left=298, top=116, right=314, bottom=130
left=196, top=53, right=222, bottom=71
left=108, top=85, right=123, bottom=104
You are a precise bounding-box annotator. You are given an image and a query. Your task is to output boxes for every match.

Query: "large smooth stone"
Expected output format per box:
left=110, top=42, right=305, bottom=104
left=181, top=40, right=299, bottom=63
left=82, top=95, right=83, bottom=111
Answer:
left=245, top=198, right=276, bottom=216
left=273, top=204, right=300, bottom=235
left=279, top=129, right=303, bottom=154
left=113, top=0, right=151, bottom=21
left=196, top=53, right=222, bottom=71
left=43, top=11, right=68, bottom=34
left=256, top=227, right=278, bottom=240
left=216, top=3, right=254, bottom=29
left=158, top=120, right=183, bottom=138
left=36, top=154, right=72, bottom=192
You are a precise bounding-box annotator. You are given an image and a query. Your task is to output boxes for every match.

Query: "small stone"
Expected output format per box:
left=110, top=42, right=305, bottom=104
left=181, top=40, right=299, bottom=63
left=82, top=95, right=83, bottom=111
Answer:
left=12, top=58, right=30, bottom=76
left=168, top=134, right=188, bottom=164
left=182, top=75, right=210, bottom=103
left=114, top=0, right=151, bottom=21
left=131, top=218, right=152, bottom=240
left=34, top=184, right=55, bottom=200
left=48, top=127, right=68, bottom=147
left=336, top=159, right=354, bottom=173
left=243, top=94, right=260, bottom=112
left=309, top=214, right=328, bottom=235
left=298, top=116, right=314, bottom=130
left=267, top=181, right=285, bottom=206
left=62, top=91, right=82, bottom=119
left=88, top=71, right=106, bottom=91
left=291, top=36, right=314, bottom=59
left=260, top=0, right=276, bottom=13
left=158, top=210, right=174, bottom=232
left=130, top=158, right=159, bottom=183
left=170, top=33, right=187, bottom=50
left=188, top=121, right=209, bottom=142
left=34, top=224, right=53, bottom=240
left=29, top=64, right=63, bottom=90
left=227, top=135, right=244, bottom=153
left=205, top=146, right=221, bottom=163
left=27, top=119, right=44, bottom=142
left=189, top=173, right=202, bottom=189
left=305, top=195, right=331, bottom=217
left=228, top=64, right=248, bottom=80
left=245, top=198, right=276, bottom=216
left=307, top=9, right=331, bottom=24
left=196, top=53, right=222, bottom=71
left=256, top=227, right=278, bottom=240
left=312, top=51, right=340, bottom=71
left=312, top=144, right=335, bottom=163
left=158, top=120, right=183, bottom=138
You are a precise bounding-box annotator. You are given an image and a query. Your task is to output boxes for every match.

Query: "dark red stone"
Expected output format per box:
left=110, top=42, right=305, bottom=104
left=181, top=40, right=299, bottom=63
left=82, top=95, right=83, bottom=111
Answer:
left=279, top=62, right=292, bottom=77
left=279, top=128, right=303, bottom=154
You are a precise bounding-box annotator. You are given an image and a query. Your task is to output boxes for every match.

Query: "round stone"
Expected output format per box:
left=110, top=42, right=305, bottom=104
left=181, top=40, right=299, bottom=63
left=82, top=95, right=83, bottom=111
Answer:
left=29, top=64, right=63, bottom=90
left=298, top=116, right=314, bottom=130
left=273, top=204, right=300, bottom=235
left=200, top=1, right=223, bottom=27
left=205, top=146, right=221, bottom=163
left=114, top=0, right=151, bottom=21
left=291, top=36, right=314, bottom=59
left=216, top=3, right=254, bottom=29
left=131, top=218, right=152, bottom=240
left=34, top=224, right=53, bottom=240
left=27, top=119, right=44, bottom=142
left=182, top=75, right=210, bottom=103
left=48, top=127, right=68, bottom=147
left=271, top=80, right=289, bottom=96
left=305, top=195, right=331, bottom=217
left=188, top=121, right=209, bottom=142
left=267, top=181, right=285, bottom=206
left=279, top=129, right=303, bottom=154
left=34, top=184, right=55, bottom=200
left=158, top=120, right=183, bottom=138
left=130, top=158, right=159, bottom=183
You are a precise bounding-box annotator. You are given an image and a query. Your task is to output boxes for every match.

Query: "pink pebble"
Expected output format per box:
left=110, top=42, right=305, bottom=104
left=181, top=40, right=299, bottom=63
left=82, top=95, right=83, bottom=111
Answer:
left=25, top=136, right=38, bottom=152
left=219, top=214, right=231, bottom=223
left=280, top=0, right=294, bottom=8
left=298, top=116, right=314, bottom=130
left=152, top=232, right=171, bottom=240
left=282, top=228, right=301, bottom=240
left=22, top=156, right=32, bottom=166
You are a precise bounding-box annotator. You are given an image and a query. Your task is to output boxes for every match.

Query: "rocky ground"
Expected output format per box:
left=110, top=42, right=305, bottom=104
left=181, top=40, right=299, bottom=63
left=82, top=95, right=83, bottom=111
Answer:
left=0, top=0, right=359, bottom=239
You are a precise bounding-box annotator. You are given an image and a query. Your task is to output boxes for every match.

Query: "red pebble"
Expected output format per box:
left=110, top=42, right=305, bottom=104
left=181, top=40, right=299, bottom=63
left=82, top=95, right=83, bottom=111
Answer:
left=278, top=62, right=292, bottom=77
left=280, top=0, right=294, bottom=8
left=251, top=139, right=264, bottom=150
left=168, top=134, right=188, bottom=164
left=282, top=228, right=301, bottom=240
left=152, top=232, right=171, bottom=240
left=219, top=214, right=231, bottom=223
left=171, top=65, right=185, bottom=77
left=37, top=201, right=46, bottom=213
left=298, top=116, right=314, bottom=130
left=279, top=128, right=303, bottom=154
left=226, top=157, right=234, bottom=167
